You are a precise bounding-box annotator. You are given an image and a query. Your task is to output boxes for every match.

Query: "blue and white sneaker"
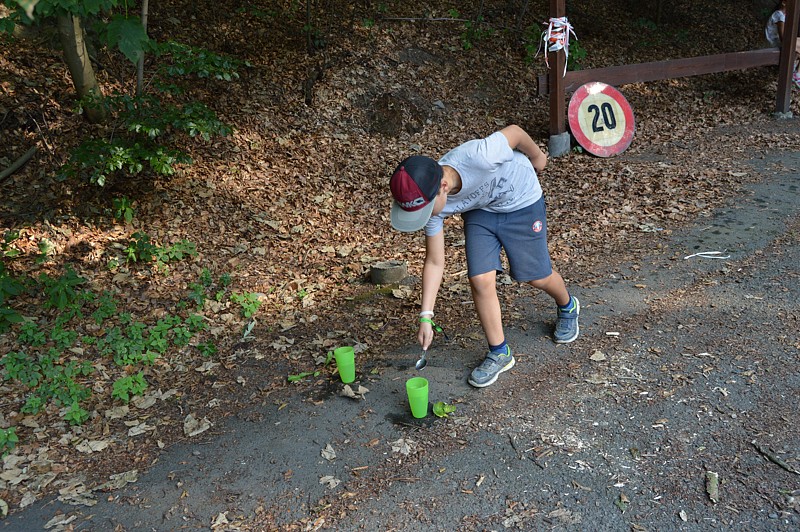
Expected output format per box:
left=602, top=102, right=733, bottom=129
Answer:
left=554, top=296, right=580, bottom=344
left=468, top=346, right=516, bottom=388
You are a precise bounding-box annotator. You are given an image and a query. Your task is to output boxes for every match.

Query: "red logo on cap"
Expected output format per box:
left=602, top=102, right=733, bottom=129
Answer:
left=391, top=166, right=430, bottom=212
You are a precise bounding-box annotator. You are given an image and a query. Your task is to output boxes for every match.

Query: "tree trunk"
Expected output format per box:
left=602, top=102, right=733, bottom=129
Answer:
left=57, top=13, right=107, bottom=123
left=137, top=0, right=149, bottom=96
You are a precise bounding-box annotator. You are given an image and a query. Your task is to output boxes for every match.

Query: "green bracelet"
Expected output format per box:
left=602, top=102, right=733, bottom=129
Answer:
left=419, top=317, right=449, bottom=341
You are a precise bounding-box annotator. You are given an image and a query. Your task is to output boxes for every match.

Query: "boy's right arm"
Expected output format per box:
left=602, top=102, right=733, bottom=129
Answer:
left=418, top=231, right=445, bottom=350
left=499, top=125, right=547, bottom=173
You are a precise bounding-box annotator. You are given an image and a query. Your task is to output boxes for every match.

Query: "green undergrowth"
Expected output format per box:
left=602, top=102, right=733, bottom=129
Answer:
left=0, top=222, right=263, bottom=454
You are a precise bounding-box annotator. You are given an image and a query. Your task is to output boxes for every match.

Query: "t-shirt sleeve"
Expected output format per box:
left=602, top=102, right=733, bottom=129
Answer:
left=475, top=131, right=515, bottom=170
left=424, top=214, right=444, bottom=237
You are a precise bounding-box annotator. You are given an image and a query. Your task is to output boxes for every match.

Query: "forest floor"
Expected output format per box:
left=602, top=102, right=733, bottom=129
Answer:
left=1, top=0, right=799, bottom=530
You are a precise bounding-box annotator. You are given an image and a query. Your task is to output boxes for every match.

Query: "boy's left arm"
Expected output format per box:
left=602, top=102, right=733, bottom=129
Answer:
left=499, top=124, right=547, bottom=173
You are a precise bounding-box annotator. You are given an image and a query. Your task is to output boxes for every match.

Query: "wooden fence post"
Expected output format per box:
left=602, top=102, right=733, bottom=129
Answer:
left=776, top=0, right=800, bottom=114
left=547, top=0, right=570, bottom=157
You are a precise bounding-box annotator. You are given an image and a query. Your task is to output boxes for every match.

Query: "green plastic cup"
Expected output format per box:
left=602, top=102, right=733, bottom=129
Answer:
left=333, top=346, right=355, bottom=383
left=406, top=377, right=429, bottom=418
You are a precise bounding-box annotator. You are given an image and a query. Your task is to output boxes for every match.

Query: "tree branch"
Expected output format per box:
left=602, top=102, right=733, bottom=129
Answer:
left=0, top=147, right=38, bottom=182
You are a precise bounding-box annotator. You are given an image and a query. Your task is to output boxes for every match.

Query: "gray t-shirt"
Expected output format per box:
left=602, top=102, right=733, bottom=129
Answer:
left=424, top=131, right=543, bottom=237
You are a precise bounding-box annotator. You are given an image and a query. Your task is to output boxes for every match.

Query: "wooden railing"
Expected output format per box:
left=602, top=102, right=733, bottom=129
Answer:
left=537, top=49, right=781, bottom=97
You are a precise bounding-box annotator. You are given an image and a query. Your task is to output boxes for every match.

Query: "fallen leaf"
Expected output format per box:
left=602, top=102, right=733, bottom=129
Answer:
left=0, top=468, right=28, bottom=485
left=433, top=401, right=457, bottom=418
left=590, top=350, right=607, bottom=361
left=390, top=438, right=416, bottom=456
left=131, top=395, right=157, bottom=409
left=96, top=469, right=138, bottom=491
left=183, top=414, right=212, bottom=437
left=195, top=361, right=219, bottom=373
left=211, top=512, right=229, bottom=529
left=340, top=384, right=369, bottom=400
left=44, top=514, right=78, bottom=528
left=75, top=439, right=111, bottom=454
left=320, top=475, right=341, bottom=489
left=391, top=286, right=414, bottom=299
left=321, top=444, right=336, bottom=461
left=128, top=423, right=155, bottom=437
left=705, top=471, right=720, bottom=503
left=615, top=492, right=630, bottom=512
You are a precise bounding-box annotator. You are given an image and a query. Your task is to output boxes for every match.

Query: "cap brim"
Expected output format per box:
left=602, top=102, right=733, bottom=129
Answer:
left=391, top=200, right=435, bottom=233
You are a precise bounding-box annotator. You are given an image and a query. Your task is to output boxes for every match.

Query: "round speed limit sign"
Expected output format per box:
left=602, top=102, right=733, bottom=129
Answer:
left=568, top=82, right=635, bottom=157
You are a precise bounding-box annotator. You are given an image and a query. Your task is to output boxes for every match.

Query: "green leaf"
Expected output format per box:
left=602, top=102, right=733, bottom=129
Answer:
left=105, top=15, right=149, bottom=65
left=287, top=371, right=315, bottom=382
left=615, top=493, right=630, bottom=513
left=433, top=402, right=456, bottom=418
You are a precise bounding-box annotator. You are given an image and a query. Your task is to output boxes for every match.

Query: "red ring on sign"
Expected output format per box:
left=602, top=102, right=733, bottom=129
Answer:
left=568, top=82, right=635, bottom=157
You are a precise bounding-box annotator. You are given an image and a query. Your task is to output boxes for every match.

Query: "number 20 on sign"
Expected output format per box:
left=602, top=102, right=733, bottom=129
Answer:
left=568, top=82, right=635, bottom=157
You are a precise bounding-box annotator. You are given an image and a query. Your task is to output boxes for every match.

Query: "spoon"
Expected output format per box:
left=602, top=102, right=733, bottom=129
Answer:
left=415, top=350, right=428, bottom=370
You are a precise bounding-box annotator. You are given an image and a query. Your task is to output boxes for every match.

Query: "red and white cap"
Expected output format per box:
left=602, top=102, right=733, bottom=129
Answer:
left=389, top=156, right=443, bottom=232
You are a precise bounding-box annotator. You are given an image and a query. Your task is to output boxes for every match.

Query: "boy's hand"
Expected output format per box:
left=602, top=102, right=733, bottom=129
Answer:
left=418, top=321, right=434, bottom=350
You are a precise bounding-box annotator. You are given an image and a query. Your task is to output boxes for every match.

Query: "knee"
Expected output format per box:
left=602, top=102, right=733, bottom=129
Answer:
left=469, top=273, right=495, bottom=296
left=528, top=272, right=556, bottom=290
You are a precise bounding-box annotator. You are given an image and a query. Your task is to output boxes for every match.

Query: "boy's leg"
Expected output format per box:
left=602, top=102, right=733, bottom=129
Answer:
left=467, top=270, right=516, bottom=388
left=528, top=270, right=570, bottom=307
left=497, top=200, right=581, bottom=344
left=470, top=271, right=504, bottom=345
left=528, top=270, right=580, bottom=344
left=463, top=210, right=515, bottom=388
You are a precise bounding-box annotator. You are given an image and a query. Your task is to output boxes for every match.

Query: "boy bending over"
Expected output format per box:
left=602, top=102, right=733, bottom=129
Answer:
left=389, top=125, right=580, bottom=388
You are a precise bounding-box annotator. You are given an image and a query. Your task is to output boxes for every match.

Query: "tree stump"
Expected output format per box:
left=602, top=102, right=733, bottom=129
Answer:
left=370, top=260, right=408, bottom=285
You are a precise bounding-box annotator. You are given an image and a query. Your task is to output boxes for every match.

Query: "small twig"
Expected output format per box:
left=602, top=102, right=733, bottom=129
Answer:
left=508, top=432, right=522, bottom=459
left=0, top=146, right=37, bottom=182
left=28, top=113, right=53, bottom=154
left=752, top=442, right=800, bottom=475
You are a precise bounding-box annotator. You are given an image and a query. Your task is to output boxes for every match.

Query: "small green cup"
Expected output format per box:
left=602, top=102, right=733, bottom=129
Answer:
left=333, top=346, right=356, bottom=383
left=406, top=377, right=429, bottom=418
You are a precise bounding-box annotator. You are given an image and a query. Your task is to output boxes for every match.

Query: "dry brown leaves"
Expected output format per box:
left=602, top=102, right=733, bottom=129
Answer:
left=1, top=0, right=799, bottom=517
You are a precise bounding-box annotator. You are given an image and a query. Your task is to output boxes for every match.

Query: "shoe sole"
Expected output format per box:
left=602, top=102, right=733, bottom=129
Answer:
left=554, top=297, right=581, bottom=344
left=468, top=356, right=516, bottom=388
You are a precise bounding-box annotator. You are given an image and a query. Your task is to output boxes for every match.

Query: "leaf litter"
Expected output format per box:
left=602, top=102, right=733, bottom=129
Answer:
left=0, top=0, right=798, bottom=523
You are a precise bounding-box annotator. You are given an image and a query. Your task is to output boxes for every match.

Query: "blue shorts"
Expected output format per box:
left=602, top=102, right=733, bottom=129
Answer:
left=462, top=197, right=552, bottom=282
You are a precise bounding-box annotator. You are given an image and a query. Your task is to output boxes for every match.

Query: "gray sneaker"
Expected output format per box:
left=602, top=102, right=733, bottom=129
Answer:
left=468, top=346, right=516, bottom=388
left=554, top=296, right=580, bottom=344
